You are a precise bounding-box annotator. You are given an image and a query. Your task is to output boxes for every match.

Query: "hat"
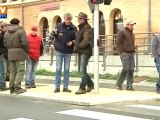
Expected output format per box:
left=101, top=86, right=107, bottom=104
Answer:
left=0, top=22, right=8, bottom=27
left=31, top=26, right=38, bottom=31
left=126, top=20, right=136, bottom=25
left=10, top=18, right=20, bottom=25
left=76, top=12, right=89, bottom=20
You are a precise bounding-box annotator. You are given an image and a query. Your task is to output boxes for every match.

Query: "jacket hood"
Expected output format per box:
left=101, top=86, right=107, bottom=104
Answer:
left=8, top=24, right=20, bottom=33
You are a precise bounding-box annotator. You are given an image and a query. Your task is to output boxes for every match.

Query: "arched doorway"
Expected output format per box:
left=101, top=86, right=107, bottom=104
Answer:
left=114, top=9, right=123, bottom=34
left=39, top=17, right=49, bottom=41
left=52, top=16, right=62, bottom=28
left=113, top=9, right=123, bottom=54
left=99, top=11, right=105, bottom=54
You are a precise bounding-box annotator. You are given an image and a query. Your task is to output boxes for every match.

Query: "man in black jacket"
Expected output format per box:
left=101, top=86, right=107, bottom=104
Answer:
left=0, top=22, right=9, bottom=91
left=50, top=12, right=77, bottom=93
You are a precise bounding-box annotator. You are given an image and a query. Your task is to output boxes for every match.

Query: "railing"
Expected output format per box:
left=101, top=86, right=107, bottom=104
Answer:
left=41, top=32, right=159, bottom=72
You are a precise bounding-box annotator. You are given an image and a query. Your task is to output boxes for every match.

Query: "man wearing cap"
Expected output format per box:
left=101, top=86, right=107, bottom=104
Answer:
left=4, top=18, right=29, bottom=94
left=116, top=20, right=136, bottom=91
left=25, top=26, right=43, bottom=89
left=0, top=21, right=9, bottom=91
left=74, top=12, right=94, bottom=94
left=50, top=12, right=77, bottom=93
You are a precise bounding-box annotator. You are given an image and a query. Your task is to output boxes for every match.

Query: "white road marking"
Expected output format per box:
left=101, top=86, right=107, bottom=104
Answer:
left=56, top=109, right=150, bottom=120
left=10, top=118, right=34, bottom=120
left=128, top=104, right=160, bottom=111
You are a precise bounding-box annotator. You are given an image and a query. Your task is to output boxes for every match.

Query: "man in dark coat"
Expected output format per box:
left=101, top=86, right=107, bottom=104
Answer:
left=0, top=21, right=9, bottom=91
left=75, top=12, right=94, bottom=94
left=50, top=12, right=77, bottom=93
left=116, top=21, right=136, bottom=91
left=4, top=18, right=29, bottom=94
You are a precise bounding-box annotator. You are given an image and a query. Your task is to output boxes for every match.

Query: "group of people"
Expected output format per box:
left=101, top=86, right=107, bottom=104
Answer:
left=49, top=12, right=94, bottom=94
left=1, top=11, right=160, bottom=95
left=0, top=18, right=43, bottom=94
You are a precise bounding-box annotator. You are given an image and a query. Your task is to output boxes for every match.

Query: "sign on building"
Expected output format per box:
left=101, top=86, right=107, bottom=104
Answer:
left=0, top=6, right=7, bottom=19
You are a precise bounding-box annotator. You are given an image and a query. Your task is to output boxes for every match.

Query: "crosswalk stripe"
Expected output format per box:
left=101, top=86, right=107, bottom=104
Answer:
left=10, top=118, right=34, bottom=120
left=56, top=109, right=150, bottom=120
left=127, top=104, right=160, bottom=111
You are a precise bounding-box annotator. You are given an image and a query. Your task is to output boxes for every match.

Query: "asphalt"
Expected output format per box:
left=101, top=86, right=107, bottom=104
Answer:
left=0, top=75, right=160, bottom=106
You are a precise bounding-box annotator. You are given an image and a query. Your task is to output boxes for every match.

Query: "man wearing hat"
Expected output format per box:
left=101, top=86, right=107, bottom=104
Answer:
left=0, top=21, right=9, bottom=91
left=75, top=12, right=94, bottom=94
left=4, top=18, right=29, bottom=94
left=116, top=20, right=136, bottom=91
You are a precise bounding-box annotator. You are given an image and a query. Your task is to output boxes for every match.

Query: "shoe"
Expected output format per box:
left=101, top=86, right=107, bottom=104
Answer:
left=116, top=84, right=122, bottom=90
left=75, top=89, right=86, bottom=94
left=10, top=86, right=15, bottom=94
left=126, top=86, right=135, bottom=91
left=30, top=84, right=36, bottom=88
left=25, top=84, right=31, bottom=89
left=0, top=86, right=9, bottom=91
left=156, top=88, right=160, bottom=94
left=54, top=88, right=60, bottom=93
left=63, top=88, right=71, bottom=92
left=14, top=88, right=27, bottom=94
left=86, top=87, right=94, bottom=92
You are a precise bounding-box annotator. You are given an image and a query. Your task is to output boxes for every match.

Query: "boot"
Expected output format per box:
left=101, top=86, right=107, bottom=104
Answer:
left=86, top=86, right=94, bottom=92
left=75, top=88, right=86, bottom=94
left=10, top=86, right=15, bottom=94
left=0, top=86, right=10, bottom=91
left=14, top=87, right=27, bottom=94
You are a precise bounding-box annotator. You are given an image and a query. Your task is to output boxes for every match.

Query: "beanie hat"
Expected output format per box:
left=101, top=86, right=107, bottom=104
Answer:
left=31, top=26, right=38, bottom=31
left=10, top=18, right=20, bottom=25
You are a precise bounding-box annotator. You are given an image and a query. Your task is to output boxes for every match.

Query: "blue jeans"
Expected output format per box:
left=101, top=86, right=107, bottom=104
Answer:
left=78, top=54, right=94, bottom=89
left=25, top=58, right=39, bottom=85
left=0, top=55, right=6, bottom=88
left=117, top=53, right=135, bottom=87
left=55, top=51, right=71, bottom=88
left=155, top=58, right=160, bottom=90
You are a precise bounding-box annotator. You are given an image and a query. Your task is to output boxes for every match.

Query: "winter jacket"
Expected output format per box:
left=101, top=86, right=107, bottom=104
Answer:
left=53, top=22, right=77, bottom=54
left=28, top=34, right=43, bottom=60
left=74, top=22, right=92, bottom=56
left=117, top=27, right=136, bottom=54
left=151, top=33, right=160, bottom=60
left=4, top=24, right=29, bottom=61
left=0, top=29, right=7, bottom=56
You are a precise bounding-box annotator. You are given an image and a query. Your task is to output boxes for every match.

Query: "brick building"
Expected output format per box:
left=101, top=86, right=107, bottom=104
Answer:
left=0, top=0, right=160, bottom=52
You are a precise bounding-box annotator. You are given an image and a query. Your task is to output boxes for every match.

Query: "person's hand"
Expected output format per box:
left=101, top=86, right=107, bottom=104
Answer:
left=67, top=41, right=73, bottom=46
left=50, top=45, right=54, bottom=48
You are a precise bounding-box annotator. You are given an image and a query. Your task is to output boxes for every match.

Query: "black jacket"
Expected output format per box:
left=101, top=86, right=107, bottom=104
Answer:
left=53, top=22, right=77, bottom=54
left=0, top=29, right=7, bottom=56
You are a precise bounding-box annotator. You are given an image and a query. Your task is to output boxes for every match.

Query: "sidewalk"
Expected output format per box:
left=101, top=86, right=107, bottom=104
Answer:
left=0, top=76, right=160, bottom=106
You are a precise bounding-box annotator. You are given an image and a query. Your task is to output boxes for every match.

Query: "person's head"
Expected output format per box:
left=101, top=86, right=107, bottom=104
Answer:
left=31, top=26, right=38, bottom=35
left=0, top=22, right=8, bottom=32
left=77, top=12, right=89, bottom=24
left=63, top=12, right=73, bottom=25
left=10, top=18, right=20, bottom=25
left=126, top=21, right=136, bottom=31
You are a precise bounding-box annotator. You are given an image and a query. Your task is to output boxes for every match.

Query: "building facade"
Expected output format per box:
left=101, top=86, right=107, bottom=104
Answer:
left=0, top=0, right=160, bottom=52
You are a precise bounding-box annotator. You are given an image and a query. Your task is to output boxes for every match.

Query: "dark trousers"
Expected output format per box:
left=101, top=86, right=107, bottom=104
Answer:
left=117, top=53, right=135, bottom=87
left=9, top=61, right=25, bottom=89
left=155, top=58, right=160, bottom=89
left=78, top=54, right=94, bottom=90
